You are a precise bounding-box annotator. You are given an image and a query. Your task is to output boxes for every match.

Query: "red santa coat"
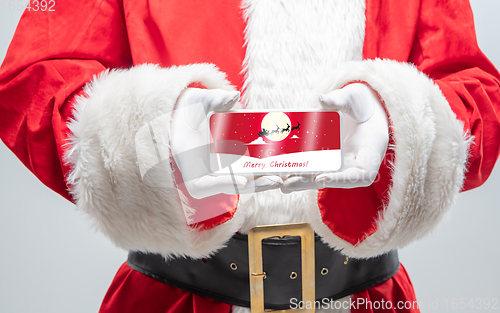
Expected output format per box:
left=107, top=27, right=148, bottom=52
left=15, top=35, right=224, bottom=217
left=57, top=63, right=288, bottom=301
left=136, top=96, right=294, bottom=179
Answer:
left=1, top=0, right=499, bottom=312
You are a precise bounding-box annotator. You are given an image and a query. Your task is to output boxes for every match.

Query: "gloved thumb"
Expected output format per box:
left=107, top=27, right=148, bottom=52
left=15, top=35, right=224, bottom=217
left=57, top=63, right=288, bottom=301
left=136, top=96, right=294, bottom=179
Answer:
left=319, top=84, right=376, bottom=123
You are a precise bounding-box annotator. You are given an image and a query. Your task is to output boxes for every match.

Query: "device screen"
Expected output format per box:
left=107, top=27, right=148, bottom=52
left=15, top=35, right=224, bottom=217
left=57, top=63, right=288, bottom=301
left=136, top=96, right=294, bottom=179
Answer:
left=208, top=110, right=342, bottom=175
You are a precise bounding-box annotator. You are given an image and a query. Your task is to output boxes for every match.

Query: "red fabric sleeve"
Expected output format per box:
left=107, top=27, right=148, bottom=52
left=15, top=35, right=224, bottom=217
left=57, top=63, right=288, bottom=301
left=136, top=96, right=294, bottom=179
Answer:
left=0, top=0, right=132, bottom=201
left=364, top=0, right=500, bottom=192
left=408, top=0, right=500, bottom=190
left=320, top=0, right=500, bottom=247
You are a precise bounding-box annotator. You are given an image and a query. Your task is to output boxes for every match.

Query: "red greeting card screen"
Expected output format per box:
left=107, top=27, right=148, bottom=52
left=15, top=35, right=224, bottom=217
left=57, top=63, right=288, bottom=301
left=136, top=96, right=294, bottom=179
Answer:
left=208, top=110, right=342, bottom=174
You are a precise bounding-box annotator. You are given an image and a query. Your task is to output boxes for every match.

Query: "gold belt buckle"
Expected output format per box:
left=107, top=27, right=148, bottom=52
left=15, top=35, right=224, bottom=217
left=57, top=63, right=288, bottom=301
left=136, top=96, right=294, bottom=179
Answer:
left=248, top=223, right=315, bottom=312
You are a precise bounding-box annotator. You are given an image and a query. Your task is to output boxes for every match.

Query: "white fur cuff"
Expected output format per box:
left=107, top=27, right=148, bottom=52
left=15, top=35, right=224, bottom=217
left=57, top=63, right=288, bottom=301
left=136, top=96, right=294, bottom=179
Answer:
left=313, top=59, right=470, bottom=257
left=65, top=63, right=244, bottom=259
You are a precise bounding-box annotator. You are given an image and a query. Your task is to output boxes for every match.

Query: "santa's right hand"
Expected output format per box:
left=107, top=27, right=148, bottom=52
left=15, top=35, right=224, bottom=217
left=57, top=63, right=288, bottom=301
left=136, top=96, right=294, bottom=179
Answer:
left=170, top=88, right=282, bottom=199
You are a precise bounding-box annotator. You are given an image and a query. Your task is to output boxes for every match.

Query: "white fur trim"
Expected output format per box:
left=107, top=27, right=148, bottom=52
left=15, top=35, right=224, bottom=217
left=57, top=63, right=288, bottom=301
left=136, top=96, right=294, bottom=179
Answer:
left=309, top=59, right=470, bottom=257
left=239, top=0, right=366, bottom=231
left=241, top=0, right=365, bottom=110
left=65, top=63, right=246, bottom=259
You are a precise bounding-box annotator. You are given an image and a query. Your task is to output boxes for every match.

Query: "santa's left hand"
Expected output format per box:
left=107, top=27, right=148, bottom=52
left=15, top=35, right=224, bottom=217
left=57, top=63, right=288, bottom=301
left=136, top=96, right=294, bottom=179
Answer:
left=281, top=83, right=389, bottom=193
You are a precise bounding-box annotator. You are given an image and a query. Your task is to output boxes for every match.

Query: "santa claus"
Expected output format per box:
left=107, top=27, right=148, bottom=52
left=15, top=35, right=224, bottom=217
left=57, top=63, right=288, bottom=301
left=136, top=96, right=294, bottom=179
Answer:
left=0, top=0, right=499, bottom=312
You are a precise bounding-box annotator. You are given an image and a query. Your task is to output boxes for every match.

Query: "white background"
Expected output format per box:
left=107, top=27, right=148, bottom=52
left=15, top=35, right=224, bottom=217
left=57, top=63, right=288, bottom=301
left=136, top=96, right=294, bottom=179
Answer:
left=1, top=1, right=499, bottom=312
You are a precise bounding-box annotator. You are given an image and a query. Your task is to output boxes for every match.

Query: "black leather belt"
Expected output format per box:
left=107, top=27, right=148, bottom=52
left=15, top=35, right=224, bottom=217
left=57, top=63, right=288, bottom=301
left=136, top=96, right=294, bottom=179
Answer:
left=128, top=233, right=399, bottom=310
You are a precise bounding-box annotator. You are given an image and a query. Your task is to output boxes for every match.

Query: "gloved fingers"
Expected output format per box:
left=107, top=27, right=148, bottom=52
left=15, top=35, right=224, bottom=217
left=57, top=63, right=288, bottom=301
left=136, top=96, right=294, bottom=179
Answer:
left=319, top=83, right=376, bottom=124
left=185, top=174, right=283, bottom=198
left=203, top=89, right=240, bottom=113
left=280, top=167, right=377, bottom=192
left=180, top=89, right=240, bottom=130
left=319, top=89, right=352, bottom=116
left=172, top=88, right=240, bottom=158
left=172, top=144, right=211, bottom=181
left=280, top=174, right=319, bottom=194
left=315, top=167, right=376, bottom=188
left=186, top=174, right=248, bottom=199
left=314, top=143, right=385, bottom=189
left=239, top=175, right=283, bottom=193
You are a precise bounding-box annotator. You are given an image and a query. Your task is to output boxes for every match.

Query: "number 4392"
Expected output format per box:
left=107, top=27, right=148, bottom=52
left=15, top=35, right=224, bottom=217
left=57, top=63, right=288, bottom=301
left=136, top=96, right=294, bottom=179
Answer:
left=27, top=0, right=55, bottom=11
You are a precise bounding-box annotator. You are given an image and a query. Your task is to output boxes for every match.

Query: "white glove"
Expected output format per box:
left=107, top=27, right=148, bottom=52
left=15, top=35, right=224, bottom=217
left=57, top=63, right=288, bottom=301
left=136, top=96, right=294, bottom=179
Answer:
left=171, top=88, right=283, bottom=199
left=281, top=83, right=389, bottom=193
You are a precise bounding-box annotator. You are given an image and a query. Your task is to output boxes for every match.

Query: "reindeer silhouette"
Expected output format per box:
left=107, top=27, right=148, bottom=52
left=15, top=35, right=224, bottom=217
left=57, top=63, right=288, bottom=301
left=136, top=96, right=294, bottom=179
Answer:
left=270, top=125, right=281, bottom=135
left=259, top=122, right=296, bottom=137
left=291, top=121, right=301, bottom=132
left=281, top=123, right=291, bottom=134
